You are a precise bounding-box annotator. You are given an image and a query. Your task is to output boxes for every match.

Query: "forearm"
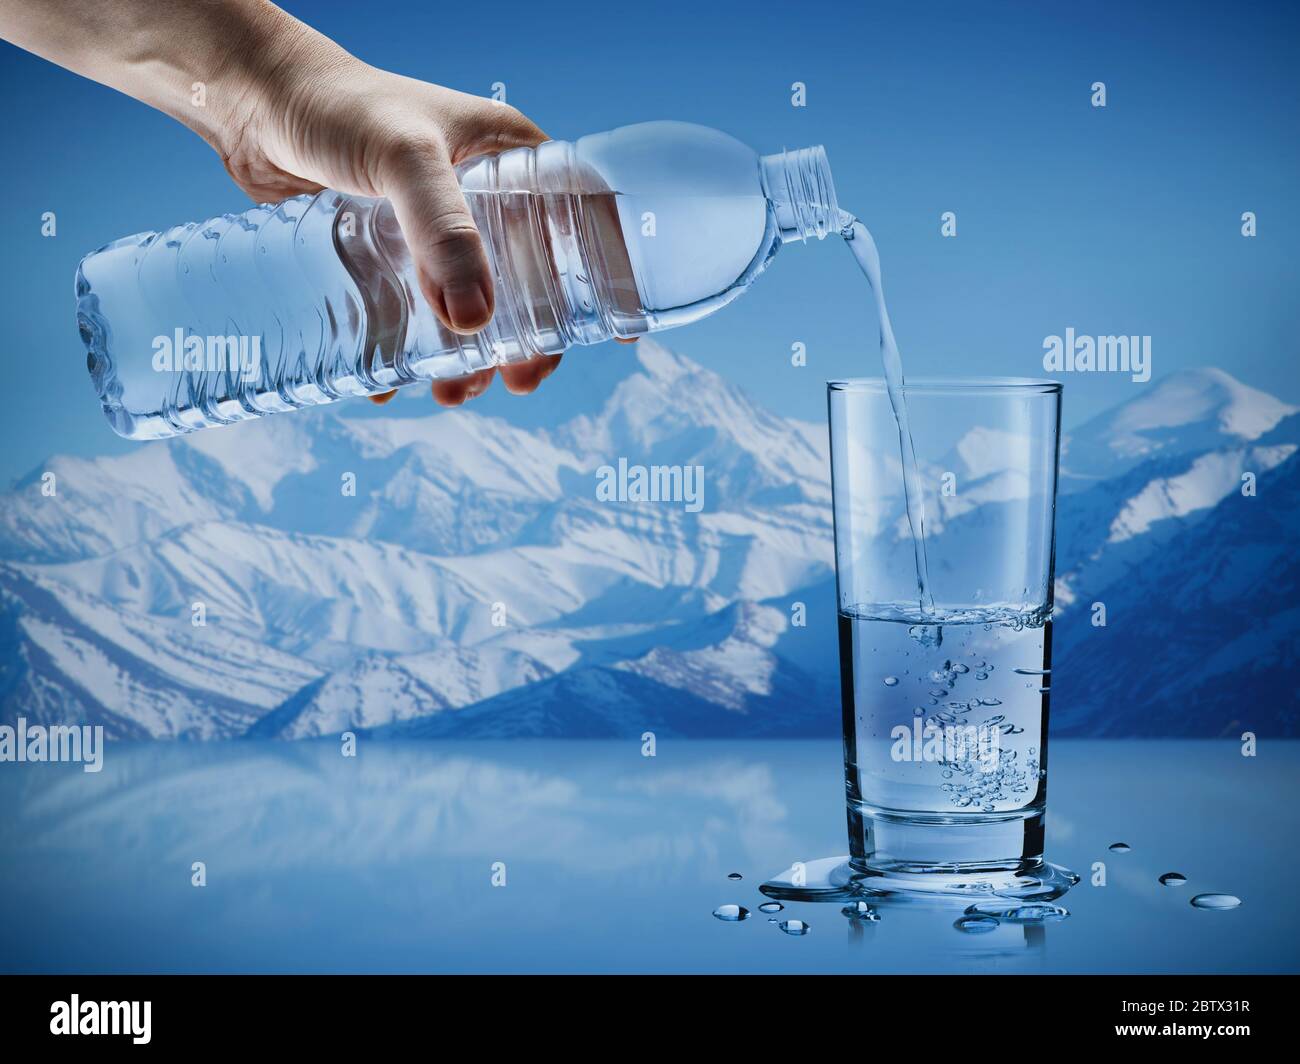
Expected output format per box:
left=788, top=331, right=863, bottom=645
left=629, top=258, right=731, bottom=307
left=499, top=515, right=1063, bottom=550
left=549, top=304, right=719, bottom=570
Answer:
left=4, top=0, right=552, bottom=372
left=0, top=0, right=341, bottom=151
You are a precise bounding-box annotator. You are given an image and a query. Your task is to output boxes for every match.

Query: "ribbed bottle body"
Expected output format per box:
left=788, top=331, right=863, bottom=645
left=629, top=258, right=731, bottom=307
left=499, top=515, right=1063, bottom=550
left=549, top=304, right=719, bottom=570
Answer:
left=78, top=185, right=625, bottom=440
left=77, top=122, right=837, bottom=439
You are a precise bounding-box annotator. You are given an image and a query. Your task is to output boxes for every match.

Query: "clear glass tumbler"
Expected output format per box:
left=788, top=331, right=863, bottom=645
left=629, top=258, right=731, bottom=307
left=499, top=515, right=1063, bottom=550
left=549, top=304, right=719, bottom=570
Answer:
left=829, top=377, right=1074, bottom=899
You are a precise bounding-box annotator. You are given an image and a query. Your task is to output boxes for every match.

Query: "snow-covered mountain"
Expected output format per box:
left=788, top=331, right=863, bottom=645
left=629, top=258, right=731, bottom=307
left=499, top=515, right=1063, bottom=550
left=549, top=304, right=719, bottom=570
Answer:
left=0, top=346, right=1294, bottom=737
left=1053, top=454, right=1300, bottom=737
left=0, top=341, right=840, bottom=738
left=1059, top=367, right=1296, bottom=487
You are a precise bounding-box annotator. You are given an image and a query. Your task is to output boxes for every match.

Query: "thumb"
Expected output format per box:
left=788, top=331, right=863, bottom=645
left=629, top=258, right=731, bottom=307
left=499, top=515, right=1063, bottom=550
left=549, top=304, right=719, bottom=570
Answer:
left=380, top=138, right=493, bottom=334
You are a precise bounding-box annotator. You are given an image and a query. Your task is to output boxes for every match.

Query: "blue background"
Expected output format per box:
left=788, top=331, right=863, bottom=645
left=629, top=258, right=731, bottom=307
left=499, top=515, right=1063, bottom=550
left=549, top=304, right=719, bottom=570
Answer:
left=1, top=0, right=1298, bottom=975
left=1, top=0, right=1297, bottom=483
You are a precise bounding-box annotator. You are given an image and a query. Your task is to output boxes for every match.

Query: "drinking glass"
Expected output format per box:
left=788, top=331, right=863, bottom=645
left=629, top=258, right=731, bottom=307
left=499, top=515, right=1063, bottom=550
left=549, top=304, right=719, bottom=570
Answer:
left=828, top=377, right=1074, bottom=899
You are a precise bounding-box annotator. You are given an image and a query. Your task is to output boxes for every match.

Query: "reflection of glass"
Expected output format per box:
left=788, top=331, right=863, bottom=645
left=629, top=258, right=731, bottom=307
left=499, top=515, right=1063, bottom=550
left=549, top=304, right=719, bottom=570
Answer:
left=827, top=378, right=1074, bottom=899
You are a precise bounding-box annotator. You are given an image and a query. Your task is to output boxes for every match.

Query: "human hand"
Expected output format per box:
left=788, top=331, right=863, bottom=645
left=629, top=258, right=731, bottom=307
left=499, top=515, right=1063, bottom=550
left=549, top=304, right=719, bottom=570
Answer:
left=217, top=33, right=560, bottom=406
left=0, top=0, right=610, bottom=405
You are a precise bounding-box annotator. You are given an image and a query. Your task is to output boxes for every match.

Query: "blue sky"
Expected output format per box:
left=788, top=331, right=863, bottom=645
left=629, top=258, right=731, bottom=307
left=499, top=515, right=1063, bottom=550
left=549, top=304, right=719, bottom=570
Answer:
left=1, top=0, right=1297, bottom=483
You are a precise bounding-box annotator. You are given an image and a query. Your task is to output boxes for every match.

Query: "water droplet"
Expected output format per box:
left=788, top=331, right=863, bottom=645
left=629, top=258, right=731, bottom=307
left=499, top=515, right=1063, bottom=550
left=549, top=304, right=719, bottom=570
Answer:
left=778, top=919, right=810, bottom=936
left=841, top=900, right=879, bottom=922
left=883, top=676, right=899, bottom=687
left=1190, top=893, right=1241, bottom=910
left=954, top=915, right=999, bottom=934
left=965, top=901, right=1069, bottom=923
left=726, top=872, right=743, bottom=881
left=975, top=672, right=988, bottom=680
left=713, top=904, right=749, bottom=922
left=1108, top=842, right=1131, bottom=854
left=1159, top=872, right=1187, bottom=887
left=952, top=663, right=970, bottom=674
left=758, top=902, right=783, bottom=914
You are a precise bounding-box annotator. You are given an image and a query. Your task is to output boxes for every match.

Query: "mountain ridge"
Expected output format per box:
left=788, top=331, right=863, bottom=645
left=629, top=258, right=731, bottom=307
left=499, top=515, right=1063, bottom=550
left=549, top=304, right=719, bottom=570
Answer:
left=0, top=348, right=1293, bottom=738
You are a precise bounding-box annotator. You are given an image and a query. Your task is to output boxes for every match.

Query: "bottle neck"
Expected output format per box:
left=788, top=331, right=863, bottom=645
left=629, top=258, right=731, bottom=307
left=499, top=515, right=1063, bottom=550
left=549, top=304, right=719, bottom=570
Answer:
left=760, top=145, right=842, bottom=243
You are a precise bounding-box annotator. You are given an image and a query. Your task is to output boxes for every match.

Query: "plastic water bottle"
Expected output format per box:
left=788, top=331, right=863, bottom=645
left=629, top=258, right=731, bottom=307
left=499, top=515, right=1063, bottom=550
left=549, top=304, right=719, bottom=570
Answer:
left=76, top=121, right=841, bottom=439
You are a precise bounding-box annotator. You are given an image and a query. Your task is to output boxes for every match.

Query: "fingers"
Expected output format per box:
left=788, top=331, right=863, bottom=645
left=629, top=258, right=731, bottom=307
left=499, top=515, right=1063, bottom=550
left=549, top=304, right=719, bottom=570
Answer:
left=499, top=353, right=562, bottom=395
left=381, top=136, right=494, bottom=335
left=368, top=354, right=561, bottom=409
left=432, top=367, right=496, bottom=407
left=448, top=102, right=549, bottom=161
left=431, top=354, right=561, bottom=405
left=374, top=102, right=547, bottom=338
left=376, top=102, right=558, bottom=409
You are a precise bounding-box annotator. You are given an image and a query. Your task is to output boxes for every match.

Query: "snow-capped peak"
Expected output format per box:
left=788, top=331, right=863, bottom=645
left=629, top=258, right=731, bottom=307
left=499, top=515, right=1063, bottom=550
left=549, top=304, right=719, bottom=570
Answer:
left=1062, top=368, right=1296, bottom=480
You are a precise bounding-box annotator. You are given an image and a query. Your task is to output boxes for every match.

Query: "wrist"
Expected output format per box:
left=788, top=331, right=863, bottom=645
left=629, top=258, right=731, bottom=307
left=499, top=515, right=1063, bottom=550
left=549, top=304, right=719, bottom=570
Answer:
left=164, top=3, right=350, bottom=161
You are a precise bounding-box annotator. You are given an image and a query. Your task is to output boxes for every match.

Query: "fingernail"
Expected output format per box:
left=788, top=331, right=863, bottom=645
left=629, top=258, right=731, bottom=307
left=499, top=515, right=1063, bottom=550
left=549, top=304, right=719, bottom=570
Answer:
left=444, top=284, right=490, bottom=333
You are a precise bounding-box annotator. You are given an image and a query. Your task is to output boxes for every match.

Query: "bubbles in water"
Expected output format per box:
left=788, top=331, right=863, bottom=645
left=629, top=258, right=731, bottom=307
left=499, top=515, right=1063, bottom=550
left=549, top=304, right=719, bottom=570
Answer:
left=954, top=915, right=999, bottom=934
left=841, top=900, right=880, bottom=922
left=758, top=902, right=783, bottom=914
left=726, top=872, right=743, bottom=881
left=778, top=919, right=810, bottom=936
left=975, top=672, right=988, bottom=680
left=964, top=901, right=1069, bottom=923
left=1190, top=893, right=1241, bottom=910
left=713, top=904, right=749, bottom=922
left=1159, top=872, right=1187, bottom=887
left=909, top=624, right=943, bottom=648
left=1108, top=842, right=1131, bottom=854
left=883, top=676, right=900, bottom=687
